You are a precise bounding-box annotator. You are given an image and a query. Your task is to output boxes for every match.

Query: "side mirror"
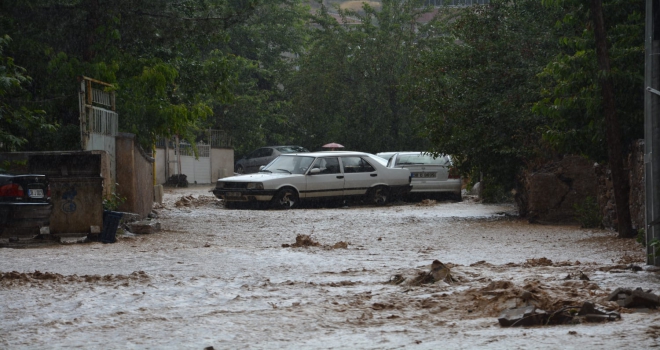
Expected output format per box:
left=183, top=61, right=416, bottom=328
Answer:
left=309, top=168, right=321, bottom=175
left=259, top=165, right=266, bottom=171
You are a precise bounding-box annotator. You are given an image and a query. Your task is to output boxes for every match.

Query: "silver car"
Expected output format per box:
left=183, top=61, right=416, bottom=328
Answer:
left=381, top=152, right=462, bottom=201
left=213, top=151, right=412, bottom=208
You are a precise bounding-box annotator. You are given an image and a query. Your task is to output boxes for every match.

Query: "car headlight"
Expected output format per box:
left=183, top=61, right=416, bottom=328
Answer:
left=247, top=182, right=263, bottom=190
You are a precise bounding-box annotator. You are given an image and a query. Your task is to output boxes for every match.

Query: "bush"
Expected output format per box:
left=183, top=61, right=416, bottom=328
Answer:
left=573, top=196, right=602, bottom=228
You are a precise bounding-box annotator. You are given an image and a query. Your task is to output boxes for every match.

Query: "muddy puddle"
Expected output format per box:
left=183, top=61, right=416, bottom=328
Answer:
left=1, top=186, right=658, bottom=349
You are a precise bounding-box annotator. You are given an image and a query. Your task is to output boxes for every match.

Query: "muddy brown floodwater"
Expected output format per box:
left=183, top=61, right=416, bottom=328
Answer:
left=1, top=185, right=658, bottom=349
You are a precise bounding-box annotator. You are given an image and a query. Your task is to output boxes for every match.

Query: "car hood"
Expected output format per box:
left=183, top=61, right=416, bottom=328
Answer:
left=220, top=172, right=300, bottom=182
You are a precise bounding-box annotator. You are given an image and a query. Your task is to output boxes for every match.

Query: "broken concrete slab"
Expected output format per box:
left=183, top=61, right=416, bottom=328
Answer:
left=607, top=287, right=659, bottom=308
left=128, top=221, right=161, bottom=234
left=498, top=306, right=547, bottom=327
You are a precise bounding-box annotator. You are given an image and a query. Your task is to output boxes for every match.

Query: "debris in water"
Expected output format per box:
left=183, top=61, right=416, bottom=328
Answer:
left=607, top=287, right=660, bottom=308
left=523, top=257, right=553, bottom=267
left=286, top=234, right=320, bottom=248
left=332, top=241, right=348, bottom=249
left=409, top=260, right=455, bottom=286
left=498, top=301, right=620, bottom=327
left=388, top=274, right=406, bottom=285
left=564, top=271, right=590, bottom=281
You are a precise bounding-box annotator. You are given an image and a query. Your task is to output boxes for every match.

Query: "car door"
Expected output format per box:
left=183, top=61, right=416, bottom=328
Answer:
left=340, top=156, right=379, bottom=196
left=303, top=157, right=344, bottom=199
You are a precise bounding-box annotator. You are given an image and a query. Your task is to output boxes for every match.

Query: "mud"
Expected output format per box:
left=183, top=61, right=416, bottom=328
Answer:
left=1, top=185, right=658, bottom=349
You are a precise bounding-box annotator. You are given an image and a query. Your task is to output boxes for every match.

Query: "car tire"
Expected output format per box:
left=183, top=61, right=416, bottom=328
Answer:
left=452, top=192, right=463, bottom=202
left=271, top=187, right=298, bottom=209
left=368, top=186, right=389, bottom=206
left=235, top=165, right=245, bottom=174
left=223, top=200, right=236, bottom=209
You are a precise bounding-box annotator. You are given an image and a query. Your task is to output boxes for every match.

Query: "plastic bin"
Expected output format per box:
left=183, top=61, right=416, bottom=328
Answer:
left=101, top=210, right=123, bottom=243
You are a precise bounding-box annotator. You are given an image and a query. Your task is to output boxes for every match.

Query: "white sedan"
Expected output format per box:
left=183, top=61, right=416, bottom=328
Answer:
left=212, top=151, right=412, bottom=208
left=380, top=152, right=462, bottom=201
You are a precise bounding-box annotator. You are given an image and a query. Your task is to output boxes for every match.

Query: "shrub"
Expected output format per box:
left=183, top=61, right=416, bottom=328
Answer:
left=573, top=196, right=602, bottom=228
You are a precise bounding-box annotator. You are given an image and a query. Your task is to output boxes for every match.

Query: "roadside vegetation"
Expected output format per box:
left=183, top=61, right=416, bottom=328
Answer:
left=0, top=0, right=645, bottom=213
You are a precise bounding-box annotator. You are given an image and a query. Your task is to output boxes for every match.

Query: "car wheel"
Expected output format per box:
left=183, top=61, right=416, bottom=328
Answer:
left=235, top=165, right=245, bottom=174
left=271, top=188, right=298, bottom=209
left=368, top=186, right=389, bottom=206
left=452, top=192, right=463, bottom=202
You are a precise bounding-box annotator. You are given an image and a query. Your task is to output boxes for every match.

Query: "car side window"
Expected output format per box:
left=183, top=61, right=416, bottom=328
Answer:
left=342, top=157, right=375, bottom=173
left=312, top=157, right=340, bottom=174
left=262, top=148, right=273, bottom=157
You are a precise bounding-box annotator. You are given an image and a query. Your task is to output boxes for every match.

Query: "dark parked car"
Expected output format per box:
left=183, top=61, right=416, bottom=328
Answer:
left=235, top=146, right=309, bottom=174
left=0, top=174, right=52, bottom=239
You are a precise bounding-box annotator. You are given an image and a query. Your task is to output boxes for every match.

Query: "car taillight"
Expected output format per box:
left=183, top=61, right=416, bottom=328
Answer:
left=47, top=185, right=51, bottom=198
left=448, top=167, right=460, bottom=179
left=0, top=183, right=24, bottom=197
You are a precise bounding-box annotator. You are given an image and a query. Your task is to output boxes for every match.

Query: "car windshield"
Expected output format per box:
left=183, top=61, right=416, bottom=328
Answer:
left=395, top=154, right=449, bottom=166
left=277, top=146, right=309, bottom=153
left=262, top=155, right=314, bottom=174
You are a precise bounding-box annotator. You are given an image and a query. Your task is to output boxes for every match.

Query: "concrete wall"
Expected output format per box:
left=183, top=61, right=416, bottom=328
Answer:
left=115, top=133, right=154, bottom=218
left=155, top=148, right=167, bottom=185
left=211, top=148, right=234, bottom=181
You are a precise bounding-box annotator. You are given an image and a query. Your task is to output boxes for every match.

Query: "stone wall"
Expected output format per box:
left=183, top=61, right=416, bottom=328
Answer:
left=518, top=155, right=599, bottom=224
left=596, top=140, right=645, bottom=230
left=518, top=140, right=645, bottom=229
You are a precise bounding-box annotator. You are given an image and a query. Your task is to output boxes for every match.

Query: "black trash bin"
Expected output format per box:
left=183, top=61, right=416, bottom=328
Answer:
left=101, top=210, right=123, bottom=243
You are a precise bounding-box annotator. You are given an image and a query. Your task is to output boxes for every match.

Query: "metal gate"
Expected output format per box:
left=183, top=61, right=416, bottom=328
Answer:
left=177, top=143, right=211, bottom=184
left=78, top=76, right=117, bottom=185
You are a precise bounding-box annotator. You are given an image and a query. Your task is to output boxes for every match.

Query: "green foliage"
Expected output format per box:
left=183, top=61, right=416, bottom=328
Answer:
left=649, top=238, right=660, bottom=259
left=0, top=0, right=292, bottom=151
left=289, top=0, right=434, bottom=153
left=533, top=0, right=645, bottom=161
left=103, top=184, right=126, bottom=211
left=637, top=228, right=646, bottom=247
left=0, top=35, right=57, bottom=151
left=573, top=196, right=603, bottom=228
left=410, top=0, right=566, bottom=201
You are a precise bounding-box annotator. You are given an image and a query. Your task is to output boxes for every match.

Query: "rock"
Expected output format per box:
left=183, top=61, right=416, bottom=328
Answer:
left=128, top=221, right=161, bottom=234
left=607, top=288, right=632, bottom=301
left=430, top=260, right=452, bottom=283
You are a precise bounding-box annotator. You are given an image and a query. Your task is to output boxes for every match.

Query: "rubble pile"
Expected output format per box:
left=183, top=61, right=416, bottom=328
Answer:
left=498, top=301, right=620, bottom=327
left=174, top=195, right=219, bottom=207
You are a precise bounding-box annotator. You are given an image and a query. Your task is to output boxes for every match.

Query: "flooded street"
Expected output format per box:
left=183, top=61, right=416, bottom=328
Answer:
left=1, top=186, right=658, bottom=349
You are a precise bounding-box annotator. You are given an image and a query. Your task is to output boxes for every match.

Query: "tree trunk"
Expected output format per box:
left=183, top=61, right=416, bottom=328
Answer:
left=590, top=0, right=634, bottom=238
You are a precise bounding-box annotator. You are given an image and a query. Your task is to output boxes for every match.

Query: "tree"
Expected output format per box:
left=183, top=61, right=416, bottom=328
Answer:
left=411, top=0, right=566, bottom=201
left=535, top=0, right=643, bottom=236
left=0, top=35, right=56, bottom=152
left=0, top=0, right=272, bottom=150
left=288, top=0, right=434, bottom=153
